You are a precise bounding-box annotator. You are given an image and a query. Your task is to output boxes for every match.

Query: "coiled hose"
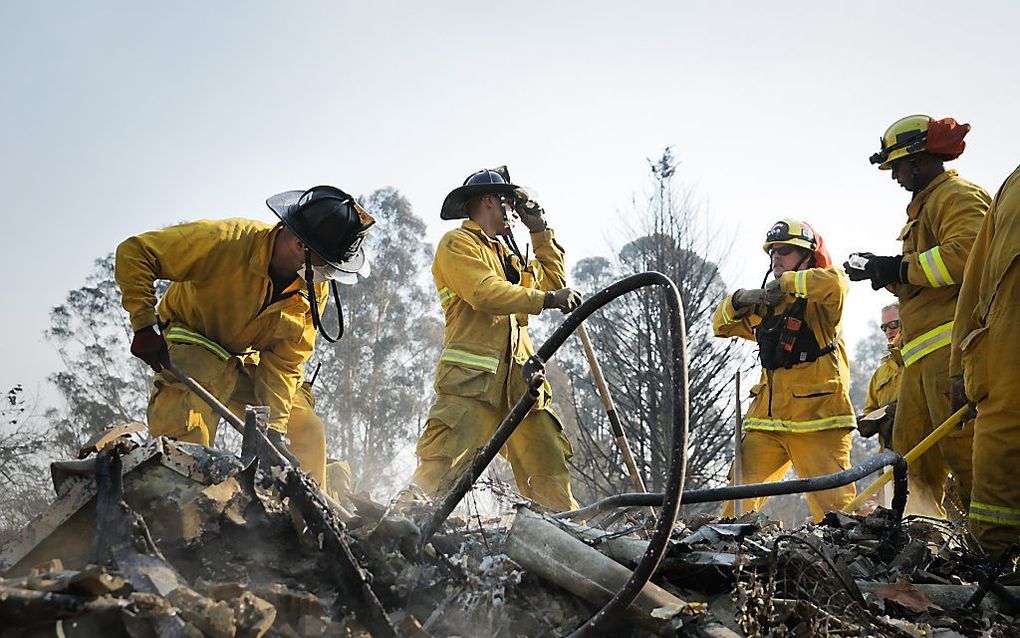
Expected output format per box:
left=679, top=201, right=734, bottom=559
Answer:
left=417, top=271, right=689, bottom=638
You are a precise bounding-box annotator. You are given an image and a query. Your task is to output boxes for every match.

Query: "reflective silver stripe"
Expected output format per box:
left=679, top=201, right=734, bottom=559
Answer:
left=164, top=327, right=230, bottom=361
left=743, top=414, right=855, bottom=432
left=918, top=246, right=954, bottom=287
left=439, top=348, right=499, bottom=374
left=970, top=500, right=1020, bottom=527
left=901, top=321, right=953, bottom=367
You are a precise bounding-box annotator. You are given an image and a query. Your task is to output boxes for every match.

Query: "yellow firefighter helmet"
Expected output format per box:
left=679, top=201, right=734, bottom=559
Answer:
left=870, top=114, right=932, bottom=170
left=762, top=218, right=817, bottom=254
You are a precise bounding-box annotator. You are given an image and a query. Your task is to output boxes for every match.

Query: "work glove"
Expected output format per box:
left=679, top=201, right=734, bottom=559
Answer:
left=544, top=288, right=583, bottom=313
left=949, top=374, right=977, bottom=422
left=879, top=401, right=896, bottom=449
left=857, top=402, right=896, bottom=448
left=265, top=429, right=301, bottom=468
left=843, top=253, right=904, bottom=290
left=131, top=325, right=170, bottom=372
left=856, top=414, right=879, bottom=438
left=763, top=278, right=786, bottom=306
left=731, top=288, right=766, bottom=309
left=514, top=189, right=548, bottom=233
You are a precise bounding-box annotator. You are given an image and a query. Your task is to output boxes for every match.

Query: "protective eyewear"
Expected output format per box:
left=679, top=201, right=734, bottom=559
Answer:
left=880, top=320, right=901, bottom=331
left=768, top=245, right=797, bottom=257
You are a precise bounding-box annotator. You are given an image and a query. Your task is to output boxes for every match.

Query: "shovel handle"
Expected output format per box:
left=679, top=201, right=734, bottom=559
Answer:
left=577, top=323, right=647, bottom=494
left=843, top=404, right=970, bottom=513
left=164, top=360, right=245, bottom=434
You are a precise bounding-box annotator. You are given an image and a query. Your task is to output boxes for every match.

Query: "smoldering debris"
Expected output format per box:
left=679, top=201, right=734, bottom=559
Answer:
left=2, top=430, right=1020, bottom=637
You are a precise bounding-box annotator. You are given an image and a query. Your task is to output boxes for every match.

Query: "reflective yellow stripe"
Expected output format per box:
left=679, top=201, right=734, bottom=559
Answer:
left=970, top=500, right=1020, bottom=527
left=901, top=321, right=953, bottom=367
left=744, top=414, right=855, bottom=433
left=164, top=327, right=231, bottom=361
left=438, top=286, right=457, bottom=307
left=918, top=246, right=954, bottom=287
left=793, top=271, right=808, bottom=298
left=439, top=348, right=499, bottom=374
left=721, top=297, right=733, bottom=323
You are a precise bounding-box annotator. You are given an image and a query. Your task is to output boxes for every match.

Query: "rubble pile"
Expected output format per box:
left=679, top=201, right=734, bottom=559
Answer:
left=2, top=432, right=1020, bottom=637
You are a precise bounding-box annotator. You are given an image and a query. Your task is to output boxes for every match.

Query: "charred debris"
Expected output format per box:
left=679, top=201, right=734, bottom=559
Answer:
left=1, top=427, right=1018, bottom=638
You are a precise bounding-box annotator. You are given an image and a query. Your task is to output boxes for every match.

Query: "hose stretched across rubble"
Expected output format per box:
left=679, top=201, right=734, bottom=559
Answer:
left=554, top=449, right=909, bottom=523
left=417, top=271, right=689, bottom=638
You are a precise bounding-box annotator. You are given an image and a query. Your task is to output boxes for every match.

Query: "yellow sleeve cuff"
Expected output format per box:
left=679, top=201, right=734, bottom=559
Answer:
left=528, top=289, right=547, bottom=315
left=530, top=228, right=555, bottom=247
left=130, top=310, right=159, bottom=333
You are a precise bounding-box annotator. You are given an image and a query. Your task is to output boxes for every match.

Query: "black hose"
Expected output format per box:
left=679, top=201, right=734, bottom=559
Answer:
left=417, top=272, right=689, bottom=638
left=555, top=450, right=909, bottom=523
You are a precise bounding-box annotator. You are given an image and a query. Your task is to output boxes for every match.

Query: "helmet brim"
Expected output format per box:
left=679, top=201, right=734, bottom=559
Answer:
left=266, top=190, right=368, bottom=273
left=762, top=238, right=815, bottom=254
left=440, top=182, right=520, bottom=220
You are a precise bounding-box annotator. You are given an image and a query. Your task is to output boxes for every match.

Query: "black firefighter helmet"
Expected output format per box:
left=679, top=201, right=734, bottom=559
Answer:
left=266, top=185, right=374, bottom=275
left=440, top=166, right=520, bottom=220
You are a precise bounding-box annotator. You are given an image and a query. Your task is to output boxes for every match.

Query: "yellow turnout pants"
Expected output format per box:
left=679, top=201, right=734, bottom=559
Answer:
left=968, top=273, right=1020, bottom=558
left=411, top=394, right=578, bottom=511
left=892, top=346, right=974, bottom=518
left=147, top=343, right=327, bottom=485
left=722, top=428, right=855, bottom=522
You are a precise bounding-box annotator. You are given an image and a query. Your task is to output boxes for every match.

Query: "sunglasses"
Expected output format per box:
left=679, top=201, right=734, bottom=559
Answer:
left=768, top=245, right=797, bottom=257
left=880, top=320, right=901, bottom=331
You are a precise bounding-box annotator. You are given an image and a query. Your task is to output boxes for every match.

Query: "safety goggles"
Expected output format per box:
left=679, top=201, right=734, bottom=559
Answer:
left=768, top=245, right=797, bottom=257
left=880, top=320, right=901, bottom=331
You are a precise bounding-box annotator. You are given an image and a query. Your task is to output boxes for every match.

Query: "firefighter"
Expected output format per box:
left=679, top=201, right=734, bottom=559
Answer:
left=951, top=165, right=1020, bottom=558
left=858, top=303, right=903, bottom=449
left=409, top=167, right=581, bottom=511
left=846, top=114, right=990, bottom=516
left=715, top=219, right=856, bottom=521
left=116, top=185, right=374, bottom=485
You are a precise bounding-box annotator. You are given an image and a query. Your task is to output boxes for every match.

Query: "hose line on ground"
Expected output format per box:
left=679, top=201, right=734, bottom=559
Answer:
left=554, top=449, right=909, bottom=523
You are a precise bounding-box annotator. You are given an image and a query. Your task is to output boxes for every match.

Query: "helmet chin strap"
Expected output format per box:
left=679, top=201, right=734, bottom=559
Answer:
left=303, top=249, right=345, bottom=343
left=907, top=155, right=923, bottom=194
left=762, top=249, right=813, bottom=287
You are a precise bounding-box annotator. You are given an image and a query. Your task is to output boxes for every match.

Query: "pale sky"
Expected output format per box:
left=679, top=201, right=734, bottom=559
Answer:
left=1, top=1, right=1016, bottom=399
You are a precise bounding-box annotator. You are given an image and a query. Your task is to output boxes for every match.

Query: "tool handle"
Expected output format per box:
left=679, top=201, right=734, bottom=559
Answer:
left=843, top=404, right=970, bottom=513
left=164, top=361, right=245, bottom=434
left=577, top=324, right=647, bottom=493
left=577, top=324, right=617, bottom=416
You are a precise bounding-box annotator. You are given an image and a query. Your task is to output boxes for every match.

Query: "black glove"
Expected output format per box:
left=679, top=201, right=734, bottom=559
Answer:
left=879, top=402, right=896, bottom=449
left=856, top=414, right=880, bottom=438
left=844, top=253, right=904, bottom=290
left=131, top=325, right=169, bottom=372
left=544, top=288, right=582, bottom=313
left=949, top=374, right=978, bottom=422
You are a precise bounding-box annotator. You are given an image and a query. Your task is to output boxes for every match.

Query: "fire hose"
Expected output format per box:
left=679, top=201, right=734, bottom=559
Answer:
left=554, top=449, right=908, bottom=523
left=842, top=404, right=971, bottom=513
left=417, top=271, right=689, bottom=638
